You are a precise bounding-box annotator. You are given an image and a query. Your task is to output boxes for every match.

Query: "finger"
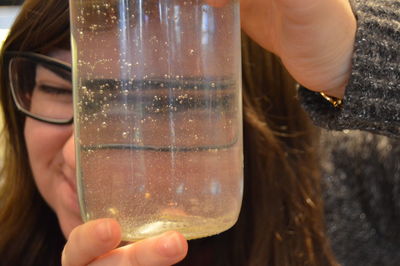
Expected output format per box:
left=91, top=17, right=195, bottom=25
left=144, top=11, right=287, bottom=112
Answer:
left=88, top=231, right=188, bottom=266
left=62, top=218, right=121, bottom=266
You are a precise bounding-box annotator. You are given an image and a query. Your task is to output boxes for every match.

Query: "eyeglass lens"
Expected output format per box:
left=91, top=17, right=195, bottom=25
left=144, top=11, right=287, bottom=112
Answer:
left=9, top=56, right=73, bottom=122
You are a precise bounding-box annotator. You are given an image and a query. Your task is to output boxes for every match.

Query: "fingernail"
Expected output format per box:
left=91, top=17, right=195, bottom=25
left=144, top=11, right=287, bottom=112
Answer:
left=96, top=220, right=112, bottom=241
left=156, top=231, right=185, bottom=257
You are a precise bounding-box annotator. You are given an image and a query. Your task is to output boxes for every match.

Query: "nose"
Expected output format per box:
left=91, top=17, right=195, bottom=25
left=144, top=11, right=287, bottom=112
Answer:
left=62, top=132, right=76, bottom=170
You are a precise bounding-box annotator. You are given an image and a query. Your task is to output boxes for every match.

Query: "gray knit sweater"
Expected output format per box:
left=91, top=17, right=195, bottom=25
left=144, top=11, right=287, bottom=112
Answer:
left=300, top=0, right=400, bottom=137
left=299, top=0, right=400, bottom=265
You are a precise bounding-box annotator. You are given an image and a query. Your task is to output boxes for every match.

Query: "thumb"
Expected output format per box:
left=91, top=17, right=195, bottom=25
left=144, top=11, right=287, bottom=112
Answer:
left=90, top=231, right=188, bottom=266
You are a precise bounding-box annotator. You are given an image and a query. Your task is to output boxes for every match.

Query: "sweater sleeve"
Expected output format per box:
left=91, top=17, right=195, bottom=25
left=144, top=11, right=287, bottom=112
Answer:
left=298, top=0, right=400, bottom=138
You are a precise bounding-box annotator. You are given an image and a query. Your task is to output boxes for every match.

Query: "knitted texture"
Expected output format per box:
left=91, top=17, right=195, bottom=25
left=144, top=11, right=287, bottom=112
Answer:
left=299, top=1, right=400, bottom=265
left=299, top=0, right=400, bottom=138
left=320, top=130, right=400, bottom=266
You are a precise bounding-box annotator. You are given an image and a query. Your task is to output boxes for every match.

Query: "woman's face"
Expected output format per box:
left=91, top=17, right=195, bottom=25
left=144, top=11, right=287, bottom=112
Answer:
left=24, top=49, right=81, bottom=238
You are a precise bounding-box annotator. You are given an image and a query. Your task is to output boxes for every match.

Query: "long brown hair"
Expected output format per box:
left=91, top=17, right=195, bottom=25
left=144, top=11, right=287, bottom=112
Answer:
left=0, top=1, right=70, bottom=265
left=0, top=0, right=337, bottom=265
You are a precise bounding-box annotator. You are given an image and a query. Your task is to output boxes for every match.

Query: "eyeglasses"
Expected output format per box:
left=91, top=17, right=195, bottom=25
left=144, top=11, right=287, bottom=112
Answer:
left=4, top=51, right=73, bottom=125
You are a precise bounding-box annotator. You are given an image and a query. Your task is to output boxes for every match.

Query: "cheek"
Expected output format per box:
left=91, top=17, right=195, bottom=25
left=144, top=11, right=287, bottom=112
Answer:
left=25, top=119, right=62, bottom=171
left=24, top=118, right=72, bottom=204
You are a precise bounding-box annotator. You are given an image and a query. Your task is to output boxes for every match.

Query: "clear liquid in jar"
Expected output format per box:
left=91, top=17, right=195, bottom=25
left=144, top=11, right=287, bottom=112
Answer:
left=75, top=78, right=243, bottom=241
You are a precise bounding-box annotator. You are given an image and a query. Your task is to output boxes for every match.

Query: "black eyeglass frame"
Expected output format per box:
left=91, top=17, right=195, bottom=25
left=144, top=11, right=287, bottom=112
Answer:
left=4, top=51, right=74, bottom=125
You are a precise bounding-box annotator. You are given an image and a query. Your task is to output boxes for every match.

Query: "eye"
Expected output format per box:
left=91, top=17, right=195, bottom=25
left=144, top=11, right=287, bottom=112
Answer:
left=38, top=85, right=72, bottom=95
